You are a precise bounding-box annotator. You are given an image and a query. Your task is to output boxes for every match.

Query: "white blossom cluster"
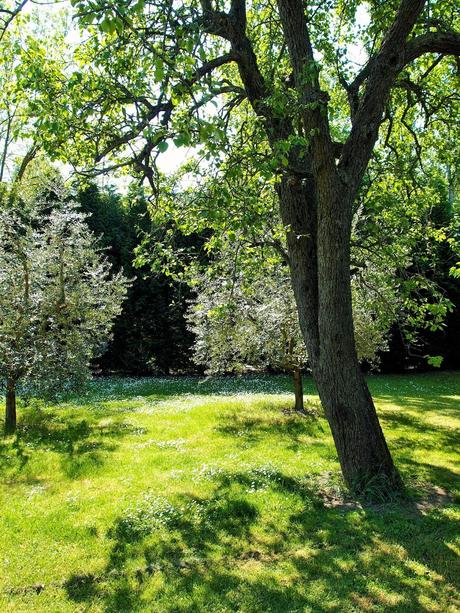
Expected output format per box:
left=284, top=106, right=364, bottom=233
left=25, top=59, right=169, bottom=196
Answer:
left=188, top=257, right=391, bottom=375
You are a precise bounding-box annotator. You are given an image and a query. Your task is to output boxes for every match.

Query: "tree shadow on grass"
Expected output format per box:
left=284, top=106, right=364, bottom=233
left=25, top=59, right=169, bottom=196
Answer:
left=64, top=476, right=261, bottom=612
left=0, top=409, right=140, bottom=480
left=215, top=407, right=326, bottom=453
left=374, top=389, right=460, bottom=417
left=372, top=389, right=460, bottom=468
left=63, top=467, right=460, bottom=612
left=380, top=408, right=459, bottom=454
left=398, top=457, right=460, bottom=499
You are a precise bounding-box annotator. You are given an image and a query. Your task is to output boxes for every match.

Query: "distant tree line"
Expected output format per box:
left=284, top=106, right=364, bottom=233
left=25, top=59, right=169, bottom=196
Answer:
left=80, top=181, right=460, bottom=376
left=379, top=189, right=460, bottom=373
left=77, top=182, right=197, bottom=375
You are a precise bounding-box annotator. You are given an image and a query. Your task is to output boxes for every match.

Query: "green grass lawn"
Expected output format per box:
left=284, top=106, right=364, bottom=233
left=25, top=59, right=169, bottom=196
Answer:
left=1, top=372, right=459, bottom=612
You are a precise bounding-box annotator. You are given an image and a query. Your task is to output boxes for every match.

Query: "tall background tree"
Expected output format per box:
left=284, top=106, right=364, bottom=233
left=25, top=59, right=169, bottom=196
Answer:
left=10, top=0, right=460, bottom=491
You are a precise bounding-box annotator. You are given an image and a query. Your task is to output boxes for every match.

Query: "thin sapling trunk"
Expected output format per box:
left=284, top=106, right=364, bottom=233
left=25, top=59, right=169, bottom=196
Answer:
left=5, top=377, right=17, bottom=435
left=293, top=366, right=305, bottom=414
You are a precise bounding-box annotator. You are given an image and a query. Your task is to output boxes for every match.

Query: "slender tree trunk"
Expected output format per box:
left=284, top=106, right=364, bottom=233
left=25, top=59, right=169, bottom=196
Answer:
left=5, top=377, right=17, bottom=435
left=0, top=111, right=13, bottom=183
left=279, top=182, right=401, bottom=493
left=293, top=367, right=304, bottom=413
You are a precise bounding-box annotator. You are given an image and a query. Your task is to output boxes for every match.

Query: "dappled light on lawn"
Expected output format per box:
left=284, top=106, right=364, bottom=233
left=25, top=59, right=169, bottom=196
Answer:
left=0, top=373, right=459, bottom=612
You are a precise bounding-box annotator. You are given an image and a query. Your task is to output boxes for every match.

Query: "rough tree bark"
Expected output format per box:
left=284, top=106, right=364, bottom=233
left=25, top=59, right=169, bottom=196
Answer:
left=5, top=376, right=17, bottom=435
left=313, top=187, right=398, bottom=489
left=279, top=175, right=399, bottom=490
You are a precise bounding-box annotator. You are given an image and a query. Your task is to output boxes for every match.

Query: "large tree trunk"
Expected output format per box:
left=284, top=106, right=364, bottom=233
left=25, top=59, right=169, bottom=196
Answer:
left=315, top=356, right=400, bottom=492
left=272, top=0, right=403, bottom=494
left=318, top=184, right=400, bottom=492
left=279, top=179, right=401, bottom=493
left=5, top=377, right=17, bottom=435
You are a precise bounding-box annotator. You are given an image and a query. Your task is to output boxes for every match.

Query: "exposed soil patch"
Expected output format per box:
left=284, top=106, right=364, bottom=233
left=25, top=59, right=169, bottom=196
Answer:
left=314, top=473, right=454, bottom=514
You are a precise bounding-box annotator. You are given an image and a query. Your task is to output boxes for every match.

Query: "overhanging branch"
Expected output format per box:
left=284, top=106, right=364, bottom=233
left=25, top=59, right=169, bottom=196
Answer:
left=405, top=31, right=460, bottom=64
left=95, top=52, right=237, bottom=162
left=339, top=0, right=428, bottom=192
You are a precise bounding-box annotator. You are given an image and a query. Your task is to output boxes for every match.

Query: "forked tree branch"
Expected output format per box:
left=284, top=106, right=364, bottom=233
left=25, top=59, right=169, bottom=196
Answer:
left=340, top=3, right=460, bottom=196
left=339, top=0, right=427, bottom=192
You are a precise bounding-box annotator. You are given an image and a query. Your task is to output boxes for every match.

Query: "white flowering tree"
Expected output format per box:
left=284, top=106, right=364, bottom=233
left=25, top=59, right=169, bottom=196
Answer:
left=188, top=264, right=308, bottom=412
left=188, top=255, right=392, bottom=414
left=0, top=189, right=129, bottom=433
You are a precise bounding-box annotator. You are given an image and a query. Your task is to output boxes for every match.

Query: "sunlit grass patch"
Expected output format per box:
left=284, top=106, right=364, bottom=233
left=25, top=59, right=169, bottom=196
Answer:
left=0, top=372, right=459, bottom=612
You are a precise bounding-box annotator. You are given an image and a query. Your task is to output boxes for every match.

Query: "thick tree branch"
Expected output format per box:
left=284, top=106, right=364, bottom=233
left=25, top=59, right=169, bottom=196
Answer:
left=229, top=0, right=246, bottom=30
left=345, top=30, right=459, bottom=126
left=276, top=0, right=336, bottom=179
left=405, top=31, right=460, bottom=64
left=192, top=52, right=238, bottom=82
left=339, top=0, right=427, bottom=193
left=340, top=6, right=460, bottom=197
left=201, top=1, right=269, bottom=110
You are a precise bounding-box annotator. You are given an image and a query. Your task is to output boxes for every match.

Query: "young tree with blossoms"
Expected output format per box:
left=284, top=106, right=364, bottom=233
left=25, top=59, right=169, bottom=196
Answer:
left=0, top=186, right=129, bottom=433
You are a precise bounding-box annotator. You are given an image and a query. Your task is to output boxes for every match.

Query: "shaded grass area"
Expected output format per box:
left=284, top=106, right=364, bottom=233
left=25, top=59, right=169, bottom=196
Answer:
left=0, top=372, right=459, bottom=612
